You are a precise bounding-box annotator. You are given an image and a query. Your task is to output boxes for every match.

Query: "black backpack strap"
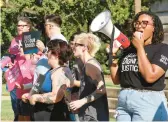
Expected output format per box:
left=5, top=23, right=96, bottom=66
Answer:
left=109, top=26, right=115, bottom=66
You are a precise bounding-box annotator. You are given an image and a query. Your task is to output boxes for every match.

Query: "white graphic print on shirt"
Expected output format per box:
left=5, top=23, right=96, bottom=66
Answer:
left=160, top=54, right=168, bottom=65
left=121, top=53, right=138, bottom=72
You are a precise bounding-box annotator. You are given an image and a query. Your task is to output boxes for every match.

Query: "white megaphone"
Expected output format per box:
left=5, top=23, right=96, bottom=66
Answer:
left=90, top=10, right=130, bottom=49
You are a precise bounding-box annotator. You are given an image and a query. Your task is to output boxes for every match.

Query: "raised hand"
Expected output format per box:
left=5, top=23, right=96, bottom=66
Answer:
left=36, top=40, right=45, bottom=52
left=132, top=31, right=144, bottom=49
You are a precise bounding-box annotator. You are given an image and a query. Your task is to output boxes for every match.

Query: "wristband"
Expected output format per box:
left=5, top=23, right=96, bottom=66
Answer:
left=42, top=47, right=48, bottom=54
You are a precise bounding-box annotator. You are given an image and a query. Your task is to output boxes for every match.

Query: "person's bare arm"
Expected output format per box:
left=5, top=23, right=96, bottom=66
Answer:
left=136, top=46, right=165, bottom=83
left=29, top=71, right=68, bottom=105
left=110, top=61, right=120, bottom=85
left=110, top=41, right=120, bottom=85
left=73, top=80, right=80, bottom=87
left=82, top=61, right=106, bottom=102
left=69, top=61, right=107, bottom=110
left=132, top=33, right=165, bottom=83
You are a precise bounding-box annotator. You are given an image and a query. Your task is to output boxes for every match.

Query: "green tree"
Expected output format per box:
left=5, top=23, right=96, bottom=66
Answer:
left=1, top=0, right=159, bottom=74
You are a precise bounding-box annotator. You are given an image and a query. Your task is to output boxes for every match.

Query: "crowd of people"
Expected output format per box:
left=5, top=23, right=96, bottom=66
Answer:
left=1, top=11, right=168, bottom=121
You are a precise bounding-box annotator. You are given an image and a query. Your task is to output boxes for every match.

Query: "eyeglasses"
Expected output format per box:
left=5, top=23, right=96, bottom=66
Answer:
left=17, top=25, right=28, bottom=27
left=74, top=43, right=85, bottom=47
left=134, top=20, right=153, bottom=28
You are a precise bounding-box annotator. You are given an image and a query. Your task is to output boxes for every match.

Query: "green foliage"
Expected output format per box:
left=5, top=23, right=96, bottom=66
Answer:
left=1, top=0, right=157, bottom=74
left=106, top=0, right=134, bottom=24
left=95, top=42, right=110, bottom=74
left=58, top=0, right=105, bottom=39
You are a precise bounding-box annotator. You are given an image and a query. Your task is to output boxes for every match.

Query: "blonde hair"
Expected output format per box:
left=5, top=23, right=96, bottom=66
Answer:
left=74, top=33, right=101, bottom=57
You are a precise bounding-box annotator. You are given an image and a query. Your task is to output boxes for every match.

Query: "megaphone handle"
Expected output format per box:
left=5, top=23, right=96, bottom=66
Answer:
left=109, top=26, right=115, bottom=66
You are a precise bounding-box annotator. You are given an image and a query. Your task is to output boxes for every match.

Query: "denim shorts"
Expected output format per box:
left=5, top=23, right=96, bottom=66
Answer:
left=115, top=88, right=168, bottom=121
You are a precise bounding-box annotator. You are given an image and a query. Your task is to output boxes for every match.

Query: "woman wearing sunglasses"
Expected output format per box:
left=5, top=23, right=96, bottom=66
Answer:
left=110, top=11, right=168, bottom=121
left=69, top=33, right=109, bottom=121
left=26, top=39, right=73, bottom=121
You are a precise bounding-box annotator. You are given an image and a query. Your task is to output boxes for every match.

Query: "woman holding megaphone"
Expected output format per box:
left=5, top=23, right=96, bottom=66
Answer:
left=110, top=11, right=168, bottom=121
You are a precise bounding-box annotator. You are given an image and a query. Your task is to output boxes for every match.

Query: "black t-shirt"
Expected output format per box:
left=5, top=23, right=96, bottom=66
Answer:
left=119, top=43, right=168, bottom=91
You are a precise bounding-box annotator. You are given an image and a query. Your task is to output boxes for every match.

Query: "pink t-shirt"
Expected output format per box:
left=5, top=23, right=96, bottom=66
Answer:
left=8, top=35, right=22, bottom=55
left=8, top=35, right=35, bottom=99
left=15, top=56, right=35, bottom=99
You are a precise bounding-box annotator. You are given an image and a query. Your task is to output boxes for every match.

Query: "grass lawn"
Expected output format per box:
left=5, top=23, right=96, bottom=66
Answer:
left=1, top=84, right=14, bottom=121
left=105, top=81, right=120, bottom=88
left=2, top=77, right=120, bottom=94
left=2, top=84, right=10, bottom=96
left=1, top=99, right=116, bottom=121
left=1, top=75, right=118, bottom=121
left=104, top=75, right=120, bottom=88
left=1, top=100, right=14, bottom=121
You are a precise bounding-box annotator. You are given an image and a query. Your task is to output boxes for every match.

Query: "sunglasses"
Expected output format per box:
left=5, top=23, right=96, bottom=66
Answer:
left=74, top=43, right=85, bottom=47
left=134, top=20, right=153, bottom=28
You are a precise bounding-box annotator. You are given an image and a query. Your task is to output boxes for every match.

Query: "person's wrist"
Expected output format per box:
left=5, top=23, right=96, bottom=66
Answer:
left=42, top=47, right=48, bottom=54
left=82, top=97, right=88, bottom=104
left=111, top=52, right=119, bottom=63
left=112, top=53, right=116, bottom=56
left=112, top=58, right=119, bottom=63
left=32, top=95, right=37, bottom=102
left=111, top=62, right=118, bottom=67
left=26, top=94, right=31, bottom=100
left=136, top=45, right=144, bottom=52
